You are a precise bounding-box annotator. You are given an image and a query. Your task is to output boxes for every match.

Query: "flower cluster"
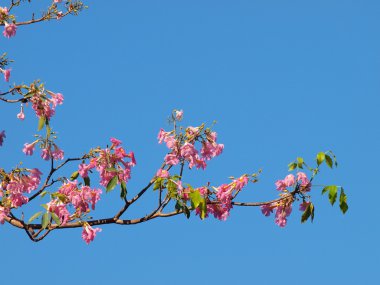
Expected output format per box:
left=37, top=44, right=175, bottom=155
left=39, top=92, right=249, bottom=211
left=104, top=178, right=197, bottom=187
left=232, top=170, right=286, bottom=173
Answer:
left=23, top=140, right=65, bottom=161
left=261, top=172, right=312, bottom=227
left=158, top=112, right=224, bottom=170
left=82, top=224, right=102, bottom=244
left=30, top=90, right=64, bottom=120
left=1, top=168, right=42, bottom=208
left=57, top=180, right=102, bottom=215
left=78, top=138, right=136, bottom=188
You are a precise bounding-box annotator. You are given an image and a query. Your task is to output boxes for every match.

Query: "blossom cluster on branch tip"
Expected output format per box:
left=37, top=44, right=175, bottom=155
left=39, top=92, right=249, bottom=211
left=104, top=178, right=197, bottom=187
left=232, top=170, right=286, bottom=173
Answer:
left=260, top=172, right=311, bottom=227
left=158, top=118, right=224, bottom=170
left=0, top=168, right=42, bottom=209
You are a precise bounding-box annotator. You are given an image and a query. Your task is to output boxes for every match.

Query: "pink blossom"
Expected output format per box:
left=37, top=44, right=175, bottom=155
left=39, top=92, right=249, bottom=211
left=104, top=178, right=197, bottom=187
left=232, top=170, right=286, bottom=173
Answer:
left=284, top=174, right=295, bottom=187
left=0, top=206, right=10, bottom=224
left=299, top=201, right=310, bottom=212
left=128, top=151, right=137, bottom=166
left=41, top=147, right=51, bottom=160
left=30, top=168, right=43, bottom=179
left=47, top=201, right=70, bottom=225
left=164, top=153, right=179, bottom=165
left=49, top=92, right=64, bottom=107
left=297, top=172, right=311, bottom=191
left=110, top=137, right=122, bottom=147
left=0, top=7, right=9, bottom=15
left=9, top=192, right=29, bottom=207
left=2, top=69, right=11, bottom=82
left=186, top=126, right=200, bottom=137
left=52, top=145, right=64, bottom=160
left=17, top=108, right=25, bottom=120
left=275, top=204, right=292, bottom=228
left=156, top=169, right=170, bottom=178
left=54, top=0, right=62, bottom=3
left=0, top=130, right=5, bottom=146
left=175, top=109, right=183, bottom=120
left=180, top=142, right=197, bottom=159
left=23, top=142, right=35, bottom=156
left=197, top=187, right=208, bottom=196
left=275, top=180, right=287, bottom=191
left=260, top=204, right=273, bottom=216
left=82, top=225, right=102, bottom=244
left=234, top=175, right=249, bottom=191
left=3, top=22, right=16, bottom=38
left=78, top=163, right=94, bottom=178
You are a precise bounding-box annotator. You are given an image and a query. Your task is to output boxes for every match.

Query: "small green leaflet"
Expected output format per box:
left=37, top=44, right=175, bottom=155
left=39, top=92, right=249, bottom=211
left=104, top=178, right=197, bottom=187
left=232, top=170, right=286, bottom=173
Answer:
left=51, top=212, right=61, bottom=226
left=316, top=152, right=325, bottom=166
left=84, top=176, right=91, bottom=186
left=28, top=211, right=43, bottom=223
left=339, top=188, right=349, bottom=214
left=297, top=157, right=304, bottom=168
left=37, top=116, right=45, bottom=131
left=189, top=191, right=202, bottom=208
left=41, top=212, right=50, bottom=229
left=120, top=181, right=127, bottom=199
left=70, top=171, right=79, bottom=181
left=325, top=154, right=333, bottom=168
left=301, top=202, right=314, bottom=223
left=288, top=162, right=297, bottom=171
left=106, top=175, right=118, bottom=192
left=322, top=185, right=338, bottom=206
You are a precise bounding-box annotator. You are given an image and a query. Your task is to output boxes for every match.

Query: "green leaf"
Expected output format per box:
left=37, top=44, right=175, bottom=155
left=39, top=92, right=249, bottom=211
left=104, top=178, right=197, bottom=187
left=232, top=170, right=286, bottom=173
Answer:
left=70, top=171, right=79, bottom=181
left=153, top=178, right=163, bottom=191
left=199, top=200, right=207, bottom=220
left=167, top=180, right=178, bottom=197
left=84, top=176, right=90, bottom=187
left=120, top=181, right=127, bottom=199
left=41, top=212, right=50, bottom=229
left=323, top=185, right=338, bottom=206
left=51, top=212, right=61, bottom=226
left=28, top=211, right=42, bottom=223
left=288, top=162, right=297, bottom=171
left=40, top=204, right=49, bottom=211
left=183, top=205, right=191, bottom=219
left=297, top=157, right=304, bottom=169
left=316, top=152, right=325, bottom=166
left=339, top=188, right=348, bottom=214
left=37, top=116, right=46, bottom=131
left=325, top=155, right=333, bottom=168
left=106, top=175, right=118, bottom=192
left=39, top=191, right=48, bottom=198
left=106, top=167, right=118, bottom=172
left=301, top=203, right=314, bottom=223
left=189, top=190, right=202, bottom=208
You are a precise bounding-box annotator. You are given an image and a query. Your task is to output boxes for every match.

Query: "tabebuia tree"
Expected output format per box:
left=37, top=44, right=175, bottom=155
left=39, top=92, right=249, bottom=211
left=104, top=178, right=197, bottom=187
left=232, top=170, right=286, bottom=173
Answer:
left=0, top=0, right=348, bottom=244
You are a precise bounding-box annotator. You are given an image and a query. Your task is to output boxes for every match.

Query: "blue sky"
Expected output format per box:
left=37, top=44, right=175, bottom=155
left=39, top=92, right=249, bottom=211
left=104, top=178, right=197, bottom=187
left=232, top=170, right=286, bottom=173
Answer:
left=1, top=1, right=379, bottom=284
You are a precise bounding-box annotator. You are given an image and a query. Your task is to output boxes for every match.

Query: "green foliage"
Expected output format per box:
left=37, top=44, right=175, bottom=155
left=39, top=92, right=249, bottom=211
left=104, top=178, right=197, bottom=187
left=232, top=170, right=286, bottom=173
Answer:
left=41, top=212, right=50, bottom=229
left=301, top=202, right=314, bottom=223
left=28, top=211, right=42, bottom=223
left=120, top=181, right=127, bottom=199
left=106, top=175, right=118, bottom=192
left=339, top=188, right=348, bottom=214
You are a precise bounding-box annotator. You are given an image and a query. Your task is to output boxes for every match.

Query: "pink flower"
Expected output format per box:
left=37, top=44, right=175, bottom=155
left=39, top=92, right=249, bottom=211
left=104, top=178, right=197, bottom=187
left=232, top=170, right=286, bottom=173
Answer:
left=17, top=108, right=25, bottom=120
left=2, top=69, right=11, bottom=82
left=261, top=204, right=274, bottom=216
left=41, top=147, right=51, bottom=160
left=0, top=206, right=10, bottom=224
left=275, top=204, right=292, bottom=228
left=297, top=172, right=311, bottom=191
left=23, top=142, right=36, bottom=156
left=284, top=174, right=295, bottom=187
left=47, top=200, right=70, bottom=225
left=49, top=92, right=64, bottom=107
left=52, top=145, right=64, bottom=160
left=234, top=175, right=249, bottom=191
left=82, top=225, right=102, bottom=244
left=0, top=130, right=5, bottom=146
left=156, top=169, right=170, bottom=178
left=175, top=110, right=183, bottom=120
left=110, top=137, right=122, bottom=147
left=299, top=201, right=310, bottom=212
left=3, top=22, right=16, bottom=38
left=275, top=180, right=287, bottom=191
left=0, top=7, right=9, bottom=15
left=54, top=0, right=62, bottom=3
left=164, top=153, right=179, bottom=165
left=78, top=163, right=94, bottom=178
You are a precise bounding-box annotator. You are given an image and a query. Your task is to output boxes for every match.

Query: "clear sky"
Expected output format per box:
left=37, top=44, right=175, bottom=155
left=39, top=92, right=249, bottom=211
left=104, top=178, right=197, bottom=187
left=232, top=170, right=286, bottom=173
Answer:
left=1, top=1, right=379, bottom=284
